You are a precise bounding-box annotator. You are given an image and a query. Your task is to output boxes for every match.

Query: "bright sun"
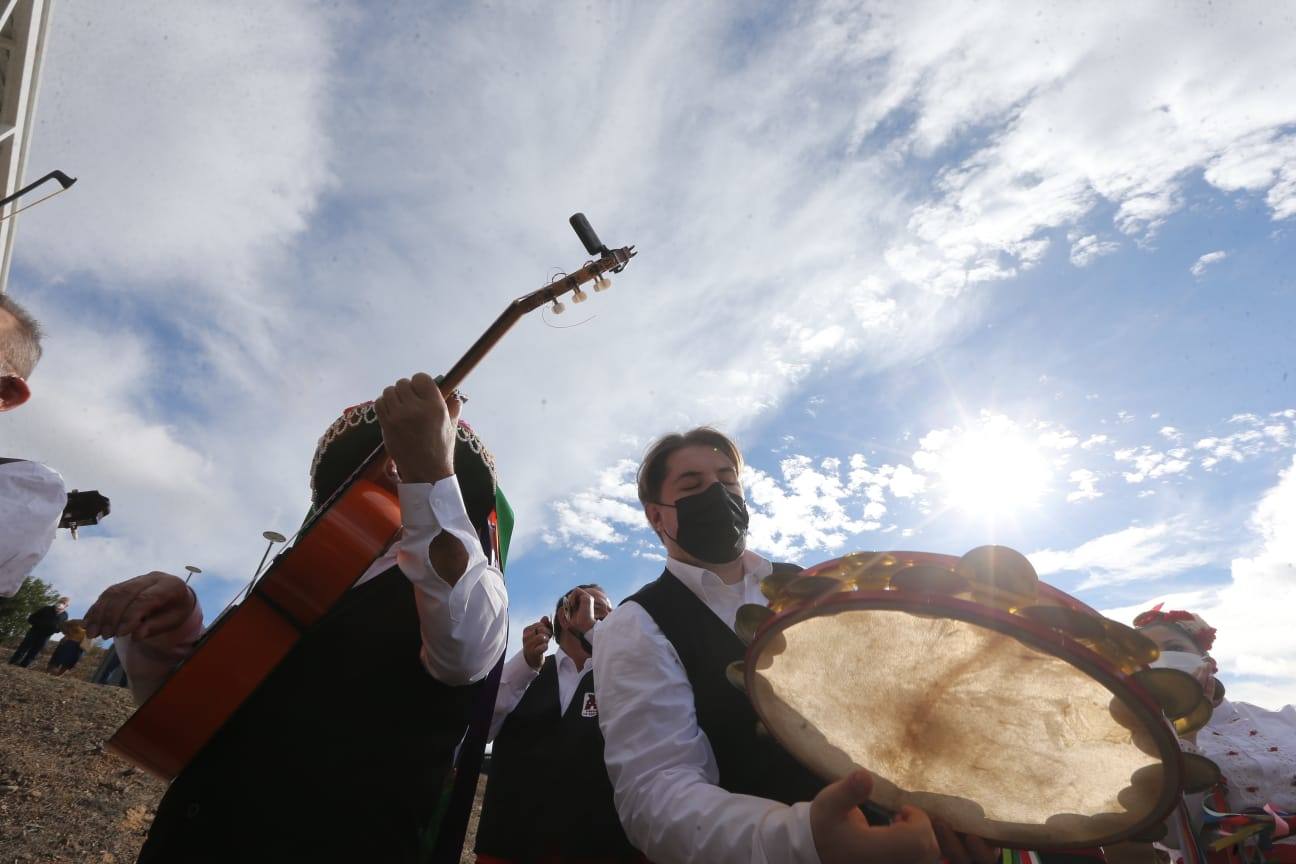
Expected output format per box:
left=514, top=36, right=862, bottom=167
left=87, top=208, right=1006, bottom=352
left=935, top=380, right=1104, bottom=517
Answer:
left=937, top=424, right=1051, bottom=519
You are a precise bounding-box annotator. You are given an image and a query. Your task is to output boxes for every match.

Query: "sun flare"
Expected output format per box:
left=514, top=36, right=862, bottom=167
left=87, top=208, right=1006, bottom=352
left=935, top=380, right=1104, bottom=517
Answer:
left=934, top=422, right=1051, bottom=519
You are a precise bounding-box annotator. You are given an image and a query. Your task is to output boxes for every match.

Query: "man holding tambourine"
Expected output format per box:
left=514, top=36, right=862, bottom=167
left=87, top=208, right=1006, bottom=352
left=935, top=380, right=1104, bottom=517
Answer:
left=592, top=427, right=990, bottom=864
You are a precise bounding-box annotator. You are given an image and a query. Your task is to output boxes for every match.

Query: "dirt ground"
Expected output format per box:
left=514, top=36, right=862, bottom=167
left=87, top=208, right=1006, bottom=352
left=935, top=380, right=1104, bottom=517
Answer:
left=0, top=655, right=486, bottom=864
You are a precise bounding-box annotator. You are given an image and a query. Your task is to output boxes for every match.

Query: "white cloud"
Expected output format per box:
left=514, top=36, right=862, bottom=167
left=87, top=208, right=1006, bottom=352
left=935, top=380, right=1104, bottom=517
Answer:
left=1112, top=456, right=1296, bottom=706
left=856, top=2, right=1296, bottom=290
left=24, top=1, right=335, bottom=295
left=1114, top=446, right=1192, bottom=483
left=1029, top=520, right=1212, bottom=590
left=1190, top=250, right=1228, bottom=277
left=1066, top=468, right=1101, bottom=503
left=1068, top=234, right=1120, bottom=267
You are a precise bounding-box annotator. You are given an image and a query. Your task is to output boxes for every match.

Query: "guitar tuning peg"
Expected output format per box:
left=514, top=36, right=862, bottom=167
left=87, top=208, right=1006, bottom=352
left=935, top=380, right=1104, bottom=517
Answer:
left=572, top=287, right=588, bottom=304
left=551, top=298, right=565, bottom=314
left=593, top=274, right=611, bottom=292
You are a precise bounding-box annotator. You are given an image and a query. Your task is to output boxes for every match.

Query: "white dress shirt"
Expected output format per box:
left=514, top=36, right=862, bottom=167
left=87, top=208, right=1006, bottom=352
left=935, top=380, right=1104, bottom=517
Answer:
left=592, top=551, right=822, bottom=864
left=488, top=643, right=595, bottom=742
left=118, top=476, right=507, bottom=703
left=0, top=459, right=65, bottom=597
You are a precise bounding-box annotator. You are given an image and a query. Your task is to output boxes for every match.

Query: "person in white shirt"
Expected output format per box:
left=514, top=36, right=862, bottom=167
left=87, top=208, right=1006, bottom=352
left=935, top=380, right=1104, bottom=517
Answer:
left=593, top=426, right=997, bottom=864
left=84, top=372, right=510, bottom=864
left=475, top=584, right=640, bottom=863
left=0, top=294, right=66, bottom=599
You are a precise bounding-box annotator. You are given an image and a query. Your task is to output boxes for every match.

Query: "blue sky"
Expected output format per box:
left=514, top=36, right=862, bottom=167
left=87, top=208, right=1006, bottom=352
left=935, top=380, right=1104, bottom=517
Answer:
left=4, top=1, right=1294, bottom=704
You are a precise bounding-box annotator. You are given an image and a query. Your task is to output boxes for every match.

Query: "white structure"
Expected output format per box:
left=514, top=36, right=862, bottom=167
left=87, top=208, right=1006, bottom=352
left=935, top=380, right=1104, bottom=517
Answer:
left=0, top=0, right=53, bottom=294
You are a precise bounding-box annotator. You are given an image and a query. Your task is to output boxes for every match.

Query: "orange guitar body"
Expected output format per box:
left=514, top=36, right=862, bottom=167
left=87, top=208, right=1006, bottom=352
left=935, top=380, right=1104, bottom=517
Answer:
left=107, top=464, right=401, bottom=780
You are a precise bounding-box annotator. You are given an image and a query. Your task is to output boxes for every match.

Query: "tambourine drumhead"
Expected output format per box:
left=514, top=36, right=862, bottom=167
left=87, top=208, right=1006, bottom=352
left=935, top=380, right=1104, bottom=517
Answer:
left=747, top=589, right=1183, bottom=848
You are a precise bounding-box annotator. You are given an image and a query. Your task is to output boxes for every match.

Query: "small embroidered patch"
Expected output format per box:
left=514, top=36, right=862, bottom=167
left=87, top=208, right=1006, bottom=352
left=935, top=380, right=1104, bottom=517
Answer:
left=581, top=692, right=598, bottom=718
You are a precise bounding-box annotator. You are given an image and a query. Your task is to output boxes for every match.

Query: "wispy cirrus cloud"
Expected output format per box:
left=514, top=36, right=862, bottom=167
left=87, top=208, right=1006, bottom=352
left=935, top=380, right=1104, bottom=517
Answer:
left=1190, top=250, right=1228, bottom=277
left=1029, top=520, right=1215, bottom=590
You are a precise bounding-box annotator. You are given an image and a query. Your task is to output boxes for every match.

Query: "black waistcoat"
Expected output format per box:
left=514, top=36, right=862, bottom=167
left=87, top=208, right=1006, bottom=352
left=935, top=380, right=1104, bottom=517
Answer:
left=137, top=566, right=481, bottom=864
left=475, top=654, right=636, bottom=861
left=623, top=566, right=824, bottom=806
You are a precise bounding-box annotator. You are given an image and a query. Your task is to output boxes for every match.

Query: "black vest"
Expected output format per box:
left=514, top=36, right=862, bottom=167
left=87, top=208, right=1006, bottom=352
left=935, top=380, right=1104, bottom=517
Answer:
left=623, top=566, right=824, bottom=806
left=137, top=566, right=481, bottom=864
left=475, top=654, right=636, bottom=861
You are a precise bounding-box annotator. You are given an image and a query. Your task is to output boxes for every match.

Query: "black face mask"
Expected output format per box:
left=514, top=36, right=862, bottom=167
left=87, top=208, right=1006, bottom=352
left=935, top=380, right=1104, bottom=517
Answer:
left=658, top=482, right=749, bottom=564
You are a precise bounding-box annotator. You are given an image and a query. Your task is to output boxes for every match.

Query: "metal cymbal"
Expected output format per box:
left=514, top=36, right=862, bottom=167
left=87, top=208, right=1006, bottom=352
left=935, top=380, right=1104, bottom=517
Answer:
left=957, top=545, right=1039, bottom=607
left=760, top=568, right=799, bottom=602
left=1181, top=752, right=1222, bottom=793
left=782, top=574, right=846, bottom=601
left=1020, top=605, right=1106, bottom=641
left=725, top=660, right=747, bottom=693
left=1100, top=619, right=1161, bottom=667
left=736, top=603, right=775, bottom=646
left=1174, top=696, right=1214, bottom=735
left=890, top=564, right=969, bottom=596
left=1132, top=668, right=1202, bottom=719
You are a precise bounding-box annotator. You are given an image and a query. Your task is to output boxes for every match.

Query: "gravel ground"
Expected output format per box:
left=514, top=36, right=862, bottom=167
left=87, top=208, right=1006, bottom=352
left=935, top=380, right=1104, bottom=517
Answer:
left=0, top=661, right=164, bottom=863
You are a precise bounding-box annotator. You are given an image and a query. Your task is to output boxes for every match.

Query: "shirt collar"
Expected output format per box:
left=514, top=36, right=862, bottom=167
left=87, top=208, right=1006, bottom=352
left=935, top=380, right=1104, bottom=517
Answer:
left=556, top=644, right=591, bottom=676
left=665, top=549, right=772, bottom=589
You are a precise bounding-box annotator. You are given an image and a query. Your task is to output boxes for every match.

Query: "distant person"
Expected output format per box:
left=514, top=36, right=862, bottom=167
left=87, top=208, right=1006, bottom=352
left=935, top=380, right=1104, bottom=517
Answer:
left=9, top=595, right=69, bottom=667
left=47, top=619, right=88, bottom=676
left=475, top=584, right=640, bottom=864
left=0, top=293, right=65, bottom=599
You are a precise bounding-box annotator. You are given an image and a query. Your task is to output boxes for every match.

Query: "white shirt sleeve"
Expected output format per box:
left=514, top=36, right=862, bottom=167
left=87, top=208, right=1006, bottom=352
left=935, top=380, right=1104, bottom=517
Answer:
left=592, top=601, right=821, bottom=864
left=488, top=648, right=541, bottom=742
left=395, top=478, right=508, bottom=686
left=0, top=461, right=66, bottom=597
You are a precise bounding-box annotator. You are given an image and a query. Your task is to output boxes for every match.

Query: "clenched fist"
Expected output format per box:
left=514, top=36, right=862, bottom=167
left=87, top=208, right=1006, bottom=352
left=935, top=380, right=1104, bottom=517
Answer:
left=375, top=372, right=462, bottom=485
left=522, top=617, right=553, bottom=670
left=84, top=572, right=196, bottom=641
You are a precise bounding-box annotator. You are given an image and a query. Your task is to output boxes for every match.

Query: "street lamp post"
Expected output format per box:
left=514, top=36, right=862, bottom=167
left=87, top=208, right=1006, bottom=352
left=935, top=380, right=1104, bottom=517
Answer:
left=240, top=530, right=287, bottom=602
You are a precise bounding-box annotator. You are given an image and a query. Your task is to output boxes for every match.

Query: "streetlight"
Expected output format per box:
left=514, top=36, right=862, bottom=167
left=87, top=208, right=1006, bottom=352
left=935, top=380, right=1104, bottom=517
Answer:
left=184, top=565, right=202, bottom=584
left=239, top=530, right=287, bottom=602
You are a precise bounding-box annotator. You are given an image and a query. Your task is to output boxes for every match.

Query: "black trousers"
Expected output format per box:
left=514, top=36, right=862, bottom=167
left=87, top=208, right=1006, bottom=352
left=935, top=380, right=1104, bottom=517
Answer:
left=8, top=629, right=52, bottom=667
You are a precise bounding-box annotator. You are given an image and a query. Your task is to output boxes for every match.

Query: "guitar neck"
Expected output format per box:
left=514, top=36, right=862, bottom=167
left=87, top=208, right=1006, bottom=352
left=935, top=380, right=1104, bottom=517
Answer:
left=439, top=251, right=631, bottom=392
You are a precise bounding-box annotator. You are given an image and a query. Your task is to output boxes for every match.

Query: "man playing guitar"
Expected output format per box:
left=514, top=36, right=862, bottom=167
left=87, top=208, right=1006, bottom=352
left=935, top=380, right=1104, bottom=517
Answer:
left=85, top=373, right=509, bottom=863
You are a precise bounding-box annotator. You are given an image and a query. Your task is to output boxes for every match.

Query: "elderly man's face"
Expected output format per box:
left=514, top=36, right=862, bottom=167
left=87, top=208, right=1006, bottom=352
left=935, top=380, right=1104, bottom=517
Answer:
left=0, top=307, right=32, bottom=411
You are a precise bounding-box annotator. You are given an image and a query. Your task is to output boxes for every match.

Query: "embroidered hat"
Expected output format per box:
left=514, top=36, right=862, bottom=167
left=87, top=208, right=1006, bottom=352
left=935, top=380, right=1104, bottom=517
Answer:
left=1132, top=603, right=1217, bottom=653
left=308, top=401, right=499, bottom=536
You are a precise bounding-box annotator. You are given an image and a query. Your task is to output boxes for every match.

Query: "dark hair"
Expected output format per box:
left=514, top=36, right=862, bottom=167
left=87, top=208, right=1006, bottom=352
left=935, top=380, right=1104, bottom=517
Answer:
left=636, top=427, right=744, bottom=507
left=0, top=294, right=43, bottom=378
left=554, top=583, right=604, bottom=645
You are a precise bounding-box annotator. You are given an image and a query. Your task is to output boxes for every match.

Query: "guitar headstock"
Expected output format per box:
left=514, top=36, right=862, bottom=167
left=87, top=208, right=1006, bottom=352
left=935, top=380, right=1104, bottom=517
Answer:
left=524, top=213, right=636, bottom=315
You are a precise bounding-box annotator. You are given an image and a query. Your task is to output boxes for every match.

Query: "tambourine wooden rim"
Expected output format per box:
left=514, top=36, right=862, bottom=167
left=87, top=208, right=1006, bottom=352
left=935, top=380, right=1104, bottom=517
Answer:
left=743, top=549, right=1190, bottom=849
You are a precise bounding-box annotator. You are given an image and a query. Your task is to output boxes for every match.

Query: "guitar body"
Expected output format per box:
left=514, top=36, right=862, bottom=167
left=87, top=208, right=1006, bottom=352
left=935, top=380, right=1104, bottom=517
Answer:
left=107, top=466, right=401, bottom=779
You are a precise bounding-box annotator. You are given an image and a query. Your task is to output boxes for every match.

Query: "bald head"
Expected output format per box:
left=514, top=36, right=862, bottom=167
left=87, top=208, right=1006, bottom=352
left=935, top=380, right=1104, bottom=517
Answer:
left=0, top=294, right=41, bottom=411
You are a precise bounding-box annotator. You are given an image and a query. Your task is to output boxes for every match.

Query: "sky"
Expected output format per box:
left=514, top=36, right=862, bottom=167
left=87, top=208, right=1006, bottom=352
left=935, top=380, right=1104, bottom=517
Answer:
left=3, top=1, right=1294, bottom=705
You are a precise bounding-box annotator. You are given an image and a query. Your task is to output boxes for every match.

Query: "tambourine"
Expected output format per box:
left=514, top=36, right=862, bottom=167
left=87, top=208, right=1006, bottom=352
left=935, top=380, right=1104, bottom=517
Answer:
left=731, top=547, right=1219, bottom=849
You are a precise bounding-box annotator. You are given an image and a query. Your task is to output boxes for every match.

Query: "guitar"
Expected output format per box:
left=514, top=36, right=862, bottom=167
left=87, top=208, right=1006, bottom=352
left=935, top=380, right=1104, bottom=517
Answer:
left=108, top=214, right=635, bottom=779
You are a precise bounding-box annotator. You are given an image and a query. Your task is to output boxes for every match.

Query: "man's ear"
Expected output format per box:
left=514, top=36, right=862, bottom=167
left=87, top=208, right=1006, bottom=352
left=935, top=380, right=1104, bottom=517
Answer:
left=0, top=375, right=30, bottom=411
left=644, top=503, right=665, bottom=539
